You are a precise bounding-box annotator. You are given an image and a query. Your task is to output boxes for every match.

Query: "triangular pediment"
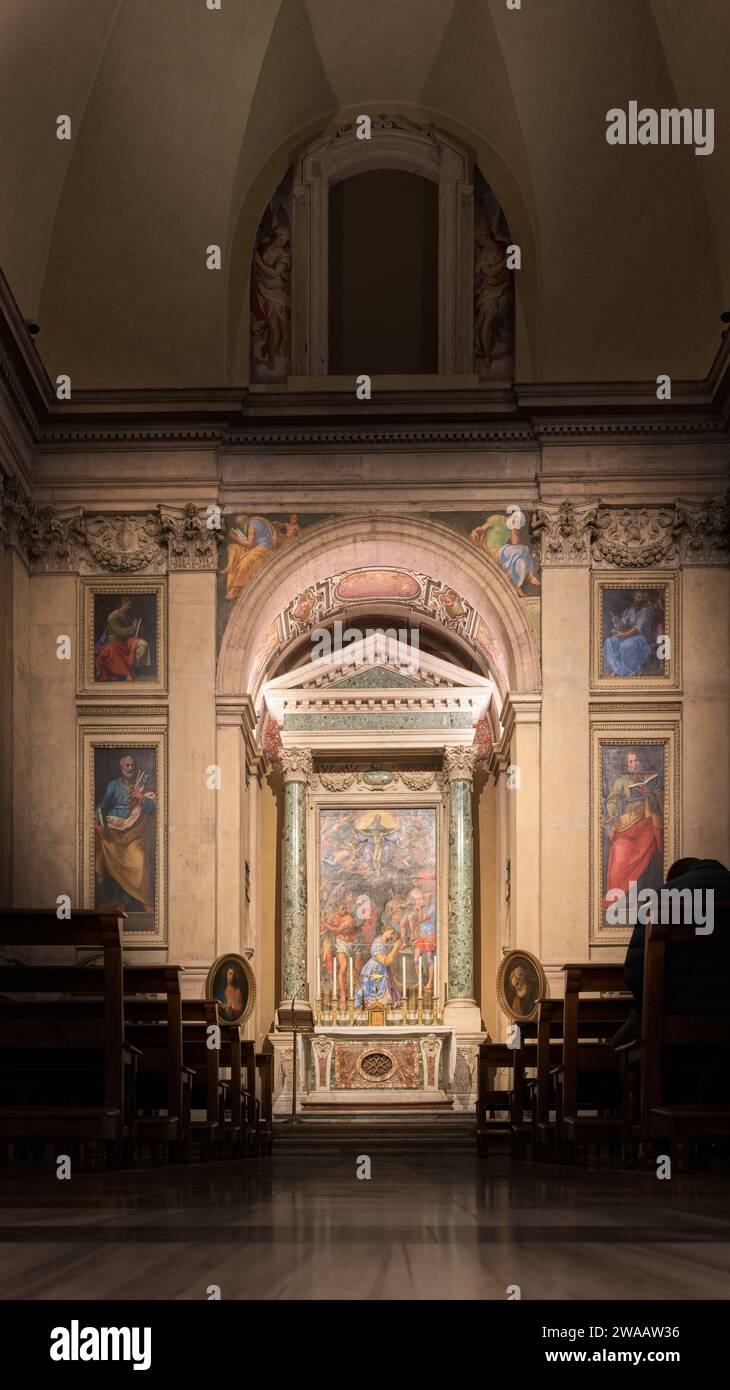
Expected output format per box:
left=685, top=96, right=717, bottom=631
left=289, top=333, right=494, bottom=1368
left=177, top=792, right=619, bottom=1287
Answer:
left=328, top=664, right=433, bottom=690
left=262, top=633, right=496, bottom=732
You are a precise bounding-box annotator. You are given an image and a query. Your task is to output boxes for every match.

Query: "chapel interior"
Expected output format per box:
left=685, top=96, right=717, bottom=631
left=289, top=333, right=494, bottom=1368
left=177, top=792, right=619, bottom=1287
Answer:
left=0, top=0, right=729, bottom=1306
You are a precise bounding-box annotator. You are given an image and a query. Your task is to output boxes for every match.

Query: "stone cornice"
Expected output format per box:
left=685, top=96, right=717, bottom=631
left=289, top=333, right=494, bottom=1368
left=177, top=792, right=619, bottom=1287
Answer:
left=0, top=251, right=728, bottom=454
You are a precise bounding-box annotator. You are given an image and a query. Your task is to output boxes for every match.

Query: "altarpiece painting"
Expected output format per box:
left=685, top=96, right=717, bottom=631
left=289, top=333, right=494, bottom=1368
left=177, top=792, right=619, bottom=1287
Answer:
left=318, top=806, right=438, bottom=1011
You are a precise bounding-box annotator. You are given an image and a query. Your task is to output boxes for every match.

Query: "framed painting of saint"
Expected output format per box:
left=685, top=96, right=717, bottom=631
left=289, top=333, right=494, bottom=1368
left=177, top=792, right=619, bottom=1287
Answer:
left=497, top=949, right=546, bottom=1023
left=78, top=576, right=167, bottom=696
left=590, top=723, right=679, bottom=944
left=590, top=570, right=679, bottom=690
left=206, top=954, right=256, bottom=1028
left=79, top=728, right=167, bottom=946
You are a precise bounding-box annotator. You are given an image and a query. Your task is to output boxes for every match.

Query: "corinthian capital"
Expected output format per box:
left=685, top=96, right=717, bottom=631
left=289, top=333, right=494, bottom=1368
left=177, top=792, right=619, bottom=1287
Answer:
left=530, top=501, right=597, bottom=566
left=443, top=745, right=476, bottom=783
left=280, top=748, right=314, bottom=784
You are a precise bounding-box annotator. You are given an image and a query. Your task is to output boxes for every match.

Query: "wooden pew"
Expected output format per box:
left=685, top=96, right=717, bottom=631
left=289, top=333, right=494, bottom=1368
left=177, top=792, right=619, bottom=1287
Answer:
left=474, top=1024, right=540, bottom=1159
left=0, top=911, right=126, bottom=1170
left=637, top=909, right=730, bottom=1172
left=557, top=963, right=634, bottom=1164
left=476, top=1043, right=513, bottom=1155
left=0, top=961, right=192, bottom=1167
left=256, top=1052, right=273, bottom=1154
left=532, top=998, right=564, bottom=1159
left=180, top=1000, right=238, bottom=1159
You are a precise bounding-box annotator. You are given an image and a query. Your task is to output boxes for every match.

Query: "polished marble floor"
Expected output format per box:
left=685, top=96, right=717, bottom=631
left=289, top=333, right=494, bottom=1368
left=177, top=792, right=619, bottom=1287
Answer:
left=1, top=1152, right=729, bottom=1300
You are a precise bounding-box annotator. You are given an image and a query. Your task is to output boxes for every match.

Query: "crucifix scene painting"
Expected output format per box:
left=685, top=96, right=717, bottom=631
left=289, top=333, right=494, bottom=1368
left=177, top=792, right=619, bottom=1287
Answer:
left=319, top=808, right=437, bottom=1009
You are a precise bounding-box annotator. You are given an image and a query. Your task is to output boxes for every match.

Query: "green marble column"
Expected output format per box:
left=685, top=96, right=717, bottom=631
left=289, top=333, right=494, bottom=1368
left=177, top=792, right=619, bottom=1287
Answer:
left=281, top=749, right=312, bottom=1000
left=445, top=747, right=476, bottom=1001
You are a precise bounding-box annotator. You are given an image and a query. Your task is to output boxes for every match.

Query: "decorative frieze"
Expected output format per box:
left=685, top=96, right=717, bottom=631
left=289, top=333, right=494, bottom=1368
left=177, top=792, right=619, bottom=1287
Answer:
left=311, top=767, right=442, bottom=793
left=531, top=495, right=729, bottom=568
left=0, top=485, right=223, bottom=573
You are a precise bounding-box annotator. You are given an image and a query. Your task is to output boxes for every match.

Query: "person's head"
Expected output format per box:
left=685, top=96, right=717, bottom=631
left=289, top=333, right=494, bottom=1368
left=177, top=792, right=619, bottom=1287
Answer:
left=119, top=597, right=133, bottom=614
left=666, top=857, right=702, bottom=882
left=625, top=750, right=641, bottom=775
left=355, top=894, right=370, bottom=919
left=225, top=966, right=236, bottom=986
left=119, top=754, right=136, bottom=779
left=510, top=965, right=528, bottom=997
left=381, top=927, right=395, bottom=945
left=371, top=815, right=382, bottom=826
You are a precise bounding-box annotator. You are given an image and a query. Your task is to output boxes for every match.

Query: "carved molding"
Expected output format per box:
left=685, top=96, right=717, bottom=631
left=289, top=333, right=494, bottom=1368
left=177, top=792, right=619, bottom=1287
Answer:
left=531, top=496, right=729, bottom=568
left=531, top=500, right=597, bottom=566
left=280, top=748, right=314, bottom=783
left=0, top=487, right=224, bottom=573
left=310, top=767, right=442, bottom=793
left=443, top=746, right=476, bottom=782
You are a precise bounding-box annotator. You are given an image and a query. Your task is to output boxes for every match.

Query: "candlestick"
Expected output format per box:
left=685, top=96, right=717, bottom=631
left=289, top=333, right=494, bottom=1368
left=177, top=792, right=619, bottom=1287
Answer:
left=417, top=996, right=423, bottom=1025
left=418, top=956, right=423, bottom=999
left=349, top=957, right=353, bottom=1000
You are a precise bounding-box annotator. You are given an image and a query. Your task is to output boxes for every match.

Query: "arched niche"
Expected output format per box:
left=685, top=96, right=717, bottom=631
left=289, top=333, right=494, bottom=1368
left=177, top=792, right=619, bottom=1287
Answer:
left=247, top=118, right=517, bottom=385
left=292, top=117, right=473, bottom=378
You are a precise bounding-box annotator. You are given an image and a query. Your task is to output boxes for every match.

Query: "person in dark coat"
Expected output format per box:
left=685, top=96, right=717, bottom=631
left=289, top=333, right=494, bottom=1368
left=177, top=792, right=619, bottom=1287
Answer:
left=613, top=857, right=730, bottom=1051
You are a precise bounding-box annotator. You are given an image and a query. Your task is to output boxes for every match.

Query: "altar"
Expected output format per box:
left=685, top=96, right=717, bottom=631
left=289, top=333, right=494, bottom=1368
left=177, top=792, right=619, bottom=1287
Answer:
left=266, top=632, right=491, bottom=1115
left=304, top=1025, right=455, bottom=1106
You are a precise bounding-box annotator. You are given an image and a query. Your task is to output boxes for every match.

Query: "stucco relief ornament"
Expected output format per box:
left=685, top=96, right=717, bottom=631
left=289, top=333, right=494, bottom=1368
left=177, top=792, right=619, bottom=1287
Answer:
left=75, top=511, right=166, bottom=572
left=158, top=503, right=224, bottom=571
left=443, top=746, right=476, bottom=782
left=591, top=503, right=681, bottom=568
left=398, top=770, right=439, bottom=790
left=0, top=476, right=34, bottom=560
left=262, top=713, right=284, bottom=765
left=317, top=770, right=358, bottom=791
left=676, top=493, right=730, bottom=565
left=530, top=500, right=597, bottom=566
left=280, top=748, right=314, bottom=783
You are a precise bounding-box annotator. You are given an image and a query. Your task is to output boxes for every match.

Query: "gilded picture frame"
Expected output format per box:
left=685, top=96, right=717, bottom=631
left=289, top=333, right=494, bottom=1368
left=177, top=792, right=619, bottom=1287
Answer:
left=590, top=721, right=679, bottom=945
left=78, top=726, right=168, bottom=946
left=496, top=948, right=547, bottom=1023
left=77, top=575, right=167, bottom=696
left=205, top=953, right=256, bottom=1028
left=590, top=569, right=680, bottom=692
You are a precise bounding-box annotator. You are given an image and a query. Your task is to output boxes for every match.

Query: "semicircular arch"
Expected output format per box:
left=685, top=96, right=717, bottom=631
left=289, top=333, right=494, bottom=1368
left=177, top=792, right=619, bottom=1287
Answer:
left=217, top=514, right=540, bottom=708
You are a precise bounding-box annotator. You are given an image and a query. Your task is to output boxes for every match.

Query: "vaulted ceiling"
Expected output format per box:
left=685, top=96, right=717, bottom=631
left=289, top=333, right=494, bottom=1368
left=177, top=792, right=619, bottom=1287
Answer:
left=1, top=0, right=728, bottom=389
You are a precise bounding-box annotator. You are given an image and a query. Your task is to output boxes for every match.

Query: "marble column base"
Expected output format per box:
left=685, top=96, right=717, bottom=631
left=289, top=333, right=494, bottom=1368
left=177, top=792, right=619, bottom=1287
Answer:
left=443, top=997, right=482, bottom=1033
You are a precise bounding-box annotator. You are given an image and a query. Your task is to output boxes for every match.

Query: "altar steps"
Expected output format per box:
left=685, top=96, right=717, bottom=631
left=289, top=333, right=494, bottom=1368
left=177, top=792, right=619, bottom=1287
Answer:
left=273, top=1109, right=477, bottom=1153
